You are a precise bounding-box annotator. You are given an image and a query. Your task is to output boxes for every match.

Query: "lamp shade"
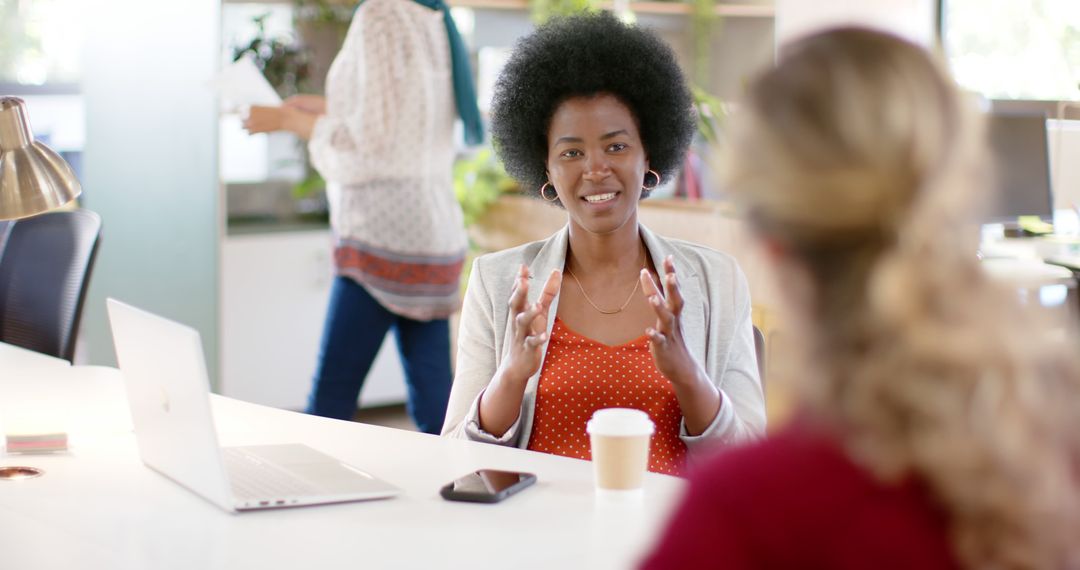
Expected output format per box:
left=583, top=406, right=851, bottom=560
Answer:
left=0, top=96, right=82, bottom=221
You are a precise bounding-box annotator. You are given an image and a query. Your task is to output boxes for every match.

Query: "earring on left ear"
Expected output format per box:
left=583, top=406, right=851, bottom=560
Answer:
left=643, top=170, right=661, bottom=190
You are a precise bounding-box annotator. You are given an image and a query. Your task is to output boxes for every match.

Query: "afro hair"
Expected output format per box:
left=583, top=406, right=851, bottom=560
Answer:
left=489, top=13, right=695, bottom=202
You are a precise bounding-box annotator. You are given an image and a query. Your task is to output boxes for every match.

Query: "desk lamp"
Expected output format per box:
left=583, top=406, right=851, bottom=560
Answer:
left=0, top=96, right=81, bottom=221
left=0, top=96, right=82, bottom=480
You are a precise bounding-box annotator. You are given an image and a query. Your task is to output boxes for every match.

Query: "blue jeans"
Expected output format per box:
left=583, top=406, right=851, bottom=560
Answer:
left=306, top=276, right=452, bottom=434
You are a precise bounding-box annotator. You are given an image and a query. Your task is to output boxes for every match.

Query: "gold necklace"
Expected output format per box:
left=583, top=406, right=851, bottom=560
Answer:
left=565, top=255, right=648, bottom=315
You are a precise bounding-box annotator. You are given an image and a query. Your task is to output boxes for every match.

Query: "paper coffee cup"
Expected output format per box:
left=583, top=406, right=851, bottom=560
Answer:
left=587, top=408, right=654, bottom=496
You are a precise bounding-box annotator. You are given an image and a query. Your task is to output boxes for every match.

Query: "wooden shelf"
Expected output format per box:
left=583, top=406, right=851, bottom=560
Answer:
left=221, top=0, right=774, bottom=17
left=448, top=0, right=775, bottom=18
left=631, top=1, right=774, bottom=17
left=713, top=3, right=774, bottom=17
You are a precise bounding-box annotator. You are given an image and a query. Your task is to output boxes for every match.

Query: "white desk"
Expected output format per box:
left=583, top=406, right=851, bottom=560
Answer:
left=0, top=343, right=685, bottom=570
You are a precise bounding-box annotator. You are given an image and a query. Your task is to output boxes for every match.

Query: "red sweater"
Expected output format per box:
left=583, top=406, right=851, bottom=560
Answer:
left=640, top=425, right=960, bottom=570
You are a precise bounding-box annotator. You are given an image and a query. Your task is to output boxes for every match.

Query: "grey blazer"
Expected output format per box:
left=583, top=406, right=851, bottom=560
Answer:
left=441, top=224, right=766, bottom=457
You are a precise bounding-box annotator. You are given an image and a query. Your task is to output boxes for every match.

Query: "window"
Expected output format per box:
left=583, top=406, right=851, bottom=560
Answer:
left=942, top=0, right=1080, bottom=101
left=0, top=0, right=83, bottom=86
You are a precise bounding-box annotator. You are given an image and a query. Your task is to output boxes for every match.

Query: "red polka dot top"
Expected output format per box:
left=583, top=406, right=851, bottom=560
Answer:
left=526, top=318, right=688, bottom=476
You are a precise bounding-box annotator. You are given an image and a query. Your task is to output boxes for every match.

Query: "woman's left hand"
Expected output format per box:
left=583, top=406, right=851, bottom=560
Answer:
left=642, top=256, right=722, bottom=436
left=243, top=105, right=320, bottom=140
left=242, top=105, right=287, bottom=134
left=641, top=256, right=700, bottom=386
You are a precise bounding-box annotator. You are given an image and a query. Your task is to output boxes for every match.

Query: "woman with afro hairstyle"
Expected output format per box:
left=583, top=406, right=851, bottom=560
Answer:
left=441, top=13, right=766, bottom=475
left=643, top=28, right=1080, bottom=568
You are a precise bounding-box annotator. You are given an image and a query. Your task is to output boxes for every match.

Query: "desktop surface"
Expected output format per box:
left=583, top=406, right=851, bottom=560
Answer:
left=0, top=343, right=685, bottom=570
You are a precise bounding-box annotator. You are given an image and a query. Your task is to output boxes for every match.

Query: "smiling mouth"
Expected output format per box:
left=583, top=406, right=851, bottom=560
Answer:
left=583, top=192, right=618, bottom=204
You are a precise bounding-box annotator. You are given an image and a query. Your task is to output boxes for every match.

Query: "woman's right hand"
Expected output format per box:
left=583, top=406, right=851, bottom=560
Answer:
left=500, top=265, right=562, bottom=384
left=478, top=264, right=561, bottom=438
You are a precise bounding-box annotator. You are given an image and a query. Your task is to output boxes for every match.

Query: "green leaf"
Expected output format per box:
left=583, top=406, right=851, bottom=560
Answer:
left=454, top=147, right=516, bottom=226
left=691, top=85, right=726, bottom=144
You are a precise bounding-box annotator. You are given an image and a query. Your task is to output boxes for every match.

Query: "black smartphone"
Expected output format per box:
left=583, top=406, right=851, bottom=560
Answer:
left=439, top=469, right=537, bottom=503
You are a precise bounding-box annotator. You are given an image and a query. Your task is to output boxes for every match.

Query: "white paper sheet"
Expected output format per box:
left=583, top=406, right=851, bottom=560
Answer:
left=208, top=54, right=282, bottom=112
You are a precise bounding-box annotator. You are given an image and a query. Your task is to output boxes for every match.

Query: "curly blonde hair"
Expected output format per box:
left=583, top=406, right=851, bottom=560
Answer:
left=727, top=27, right=1080, bottom=569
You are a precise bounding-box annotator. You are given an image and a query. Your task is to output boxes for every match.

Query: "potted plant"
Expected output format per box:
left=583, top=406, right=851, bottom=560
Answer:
left=232, top=13, right=311, bottom=98
left=293, top=0, right=353, bottom=94
left=454, top=147, right=518, bottom=228
left=231, top=13, right=327, bottom=221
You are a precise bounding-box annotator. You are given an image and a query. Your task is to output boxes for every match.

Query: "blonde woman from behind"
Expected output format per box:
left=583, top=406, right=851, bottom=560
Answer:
left=642, top=27, right=1080, bottom=570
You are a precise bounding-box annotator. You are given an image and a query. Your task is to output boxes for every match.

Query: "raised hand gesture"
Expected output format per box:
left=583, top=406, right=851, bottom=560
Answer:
left=640, top=255, right=721, bottom=435
left=640, top=255, right=699, bottom=386
left=479, top=264, right=562, bottom=437
left=501, top=264, right=562, bottom=383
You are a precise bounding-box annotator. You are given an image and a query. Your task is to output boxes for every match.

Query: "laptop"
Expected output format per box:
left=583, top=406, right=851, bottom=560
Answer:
left=106, top=298, right=399, bottom=512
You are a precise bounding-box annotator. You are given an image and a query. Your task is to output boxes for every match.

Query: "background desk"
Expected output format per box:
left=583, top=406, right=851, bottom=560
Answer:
left=0, top=342, right=685, bottom=570
left=980, top=241, right=1080, bottom=330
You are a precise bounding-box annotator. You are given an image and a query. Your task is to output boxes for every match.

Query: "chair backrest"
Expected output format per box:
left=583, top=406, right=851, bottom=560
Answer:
left=0, top=220, right=11, bottom=255
left=0, top=210, right=102, bottom=362
left=752, top=324, right=766, bottom=393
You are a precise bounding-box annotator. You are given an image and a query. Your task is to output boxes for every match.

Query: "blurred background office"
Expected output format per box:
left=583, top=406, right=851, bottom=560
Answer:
left=3, top=0, right=1079, bottom=430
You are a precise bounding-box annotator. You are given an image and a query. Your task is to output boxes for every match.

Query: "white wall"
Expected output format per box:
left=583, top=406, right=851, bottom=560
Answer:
left=775, top=0, right=937, bottom=48
left=1048, top=119, right=1080, bottom=213
left=81, top=1, right=221, bottom=377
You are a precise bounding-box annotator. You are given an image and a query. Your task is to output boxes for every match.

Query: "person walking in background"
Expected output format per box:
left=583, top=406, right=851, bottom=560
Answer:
left=441, top=14, right=765, bottom=475
left=243, top=0, right=483, bottom=433
left=641, top=27, right=1080, bottom=568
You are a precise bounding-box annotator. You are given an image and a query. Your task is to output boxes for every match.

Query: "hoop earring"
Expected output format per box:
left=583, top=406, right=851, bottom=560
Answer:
left=643, top=170, right=661, bottom=191
left=540, top=181, right=559, bottom=202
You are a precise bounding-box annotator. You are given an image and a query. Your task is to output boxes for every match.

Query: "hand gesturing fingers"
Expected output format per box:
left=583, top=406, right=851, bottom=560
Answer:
left=536, top=268, right=562, bottom=313
left=660, top=255, right=684, bottom=315
left=504, top=266, right=562, bottom=381
left=507, top=263, right=531, bottom=316
left=640, top=258, right=681, bottom=340
left=641, top=256, right=695, bottom=383
left=524, top=269, right=561, bottom=340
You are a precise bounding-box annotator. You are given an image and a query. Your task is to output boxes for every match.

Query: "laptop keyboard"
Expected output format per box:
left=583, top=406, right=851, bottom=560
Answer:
left=223, top=447, right=322, bottom=501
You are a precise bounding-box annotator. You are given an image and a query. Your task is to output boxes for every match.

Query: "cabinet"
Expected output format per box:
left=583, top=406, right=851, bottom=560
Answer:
left=220, top=230, right=408, bottom=410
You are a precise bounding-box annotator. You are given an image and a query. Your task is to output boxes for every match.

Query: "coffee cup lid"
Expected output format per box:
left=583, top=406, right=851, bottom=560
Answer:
left=586, top=408, right=655, bottom=437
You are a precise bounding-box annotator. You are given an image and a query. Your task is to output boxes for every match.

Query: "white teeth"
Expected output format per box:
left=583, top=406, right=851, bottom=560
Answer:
left=584, top=192, right=616, bottom=203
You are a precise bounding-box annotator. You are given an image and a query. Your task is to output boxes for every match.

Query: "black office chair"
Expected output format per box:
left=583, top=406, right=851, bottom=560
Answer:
left=752, top=324, right=766, bottom=393
left=0, top=220, right=11, bottom=254
left=0, top=209, right=102, bottom=362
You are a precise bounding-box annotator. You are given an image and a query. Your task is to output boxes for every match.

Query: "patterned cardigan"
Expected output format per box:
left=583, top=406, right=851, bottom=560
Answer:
left=308, top=0, right=467, bottom=320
